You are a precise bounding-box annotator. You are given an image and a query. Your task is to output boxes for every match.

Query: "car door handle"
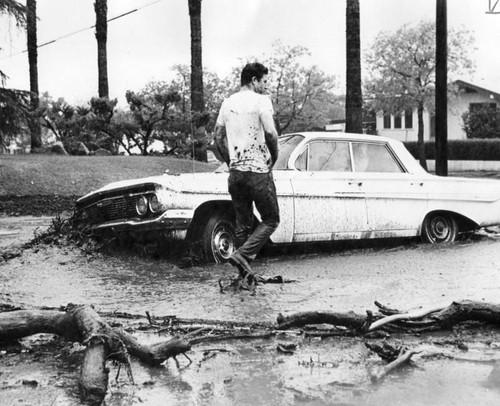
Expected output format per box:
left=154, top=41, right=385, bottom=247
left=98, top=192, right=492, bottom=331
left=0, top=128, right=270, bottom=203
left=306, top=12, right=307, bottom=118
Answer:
left=411, top=182, right=424, bottom=186
left=348, top=181, right=363, bottom=186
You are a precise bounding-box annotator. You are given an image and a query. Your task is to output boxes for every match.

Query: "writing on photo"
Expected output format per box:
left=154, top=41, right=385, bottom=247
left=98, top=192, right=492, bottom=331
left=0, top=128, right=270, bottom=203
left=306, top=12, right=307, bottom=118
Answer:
left=486, top=0, right=500, bottom=14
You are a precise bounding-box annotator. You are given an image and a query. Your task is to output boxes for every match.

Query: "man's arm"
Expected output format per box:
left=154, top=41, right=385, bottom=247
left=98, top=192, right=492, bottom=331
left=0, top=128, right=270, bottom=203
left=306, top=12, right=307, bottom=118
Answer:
left=214, top=124, right=230, bottom=165
left=261, top=111, right=279, bottom=167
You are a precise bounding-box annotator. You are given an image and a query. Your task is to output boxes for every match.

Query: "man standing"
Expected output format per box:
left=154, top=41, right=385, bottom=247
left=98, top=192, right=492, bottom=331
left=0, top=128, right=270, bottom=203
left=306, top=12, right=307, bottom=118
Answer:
left=214, top=62, right=279, bottom=280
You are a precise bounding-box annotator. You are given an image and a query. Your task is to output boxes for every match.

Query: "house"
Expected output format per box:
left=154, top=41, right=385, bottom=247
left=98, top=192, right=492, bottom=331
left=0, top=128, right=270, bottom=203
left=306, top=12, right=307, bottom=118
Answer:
left=375, top=80, right=500, bottom=141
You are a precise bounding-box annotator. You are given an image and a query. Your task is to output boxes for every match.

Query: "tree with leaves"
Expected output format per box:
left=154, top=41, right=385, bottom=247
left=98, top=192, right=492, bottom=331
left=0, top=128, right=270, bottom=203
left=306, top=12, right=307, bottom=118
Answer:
left=119, top=88, right=182, bottom=156
left=345, top=0, right=362, bottom=133
left=38, top=93, right=89, bottom=153
left=94, top=0, right=109, bottom=98
left=364, top=20, right=474, bottom=169
left=0, top=0, right=26, bottom=79
left=0, top=0, right=29, bottom=150
left=240, top=41, right=338, bottom=134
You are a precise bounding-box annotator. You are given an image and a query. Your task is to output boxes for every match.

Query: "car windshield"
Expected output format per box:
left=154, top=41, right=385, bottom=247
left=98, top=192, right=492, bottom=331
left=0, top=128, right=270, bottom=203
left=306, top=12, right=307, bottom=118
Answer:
left=273, top=134, right=305, bottom=170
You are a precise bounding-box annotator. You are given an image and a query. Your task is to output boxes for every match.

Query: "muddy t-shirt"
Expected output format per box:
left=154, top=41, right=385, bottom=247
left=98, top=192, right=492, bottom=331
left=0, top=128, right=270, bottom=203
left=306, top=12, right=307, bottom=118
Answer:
left=216, top=91, right=274, bottom=173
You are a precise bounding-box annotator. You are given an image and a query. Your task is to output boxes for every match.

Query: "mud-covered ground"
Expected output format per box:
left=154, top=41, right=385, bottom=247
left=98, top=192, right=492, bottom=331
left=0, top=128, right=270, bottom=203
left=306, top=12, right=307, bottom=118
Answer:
left=1, top=216, right=500, bottom=405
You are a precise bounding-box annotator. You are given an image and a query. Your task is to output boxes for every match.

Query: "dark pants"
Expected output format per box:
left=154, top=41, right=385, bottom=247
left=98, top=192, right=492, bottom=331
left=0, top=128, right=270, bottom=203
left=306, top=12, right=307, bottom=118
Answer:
left=228, top=170, right=280, bottom=261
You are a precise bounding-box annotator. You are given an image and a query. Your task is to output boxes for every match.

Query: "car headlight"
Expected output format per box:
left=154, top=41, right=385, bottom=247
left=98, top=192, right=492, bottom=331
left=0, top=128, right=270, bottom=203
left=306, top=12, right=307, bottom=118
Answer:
left=148, top=193, right=162, bottom=214
left=136, top=196, right=148, bottom=216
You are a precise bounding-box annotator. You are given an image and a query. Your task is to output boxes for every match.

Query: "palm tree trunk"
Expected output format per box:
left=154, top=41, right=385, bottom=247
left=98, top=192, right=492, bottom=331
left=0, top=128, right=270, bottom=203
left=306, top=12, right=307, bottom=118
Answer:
left=27, top=0, right=41, bottom=151
left=345, top=0, right=363, bottom=134
left=94, top=0, right=109, bottom=98
left=417, top=103, right=428, bottom=170
left=188, top=0, right=207, bottom=162
left=435, top=0, right=448, bottom=176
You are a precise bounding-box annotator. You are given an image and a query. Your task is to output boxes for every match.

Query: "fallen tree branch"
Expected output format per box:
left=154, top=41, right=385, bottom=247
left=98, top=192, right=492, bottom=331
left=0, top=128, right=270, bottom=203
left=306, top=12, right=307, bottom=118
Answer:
left=277, top=301, right=500, bottom=334
left=276, top=311, right=367, bottom=331
left=0, top=304, right=191, bottom=404
left=369, top=348, right=420, bottom=383
left=367, top=305, right=446, bottom=333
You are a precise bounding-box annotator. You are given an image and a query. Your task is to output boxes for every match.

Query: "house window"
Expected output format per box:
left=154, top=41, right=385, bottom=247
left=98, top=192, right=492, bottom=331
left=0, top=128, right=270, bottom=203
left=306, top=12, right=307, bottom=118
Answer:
left=404, top=110, right=413, bottom=129
left=394, top=115, right=402, bottom=129
left=383, top=112, right=391, bottom=129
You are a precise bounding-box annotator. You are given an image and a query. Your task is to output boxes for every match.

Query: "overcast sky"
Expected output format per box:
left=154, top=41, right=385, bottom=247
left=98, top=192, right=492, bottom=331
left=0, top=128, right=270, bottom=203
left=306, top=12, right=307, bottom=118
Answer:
left=1, top=0, right=499, bottom=106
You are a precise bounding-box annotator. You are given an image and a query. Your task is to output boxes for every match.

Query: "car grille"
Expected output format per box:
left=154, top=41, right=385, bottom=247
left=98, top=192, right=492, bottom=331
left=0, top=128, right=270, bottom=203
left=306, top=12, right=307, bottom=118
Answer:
left=86, top=195, right=138, bottom=224
left=77, top=183, right=158, bottom=224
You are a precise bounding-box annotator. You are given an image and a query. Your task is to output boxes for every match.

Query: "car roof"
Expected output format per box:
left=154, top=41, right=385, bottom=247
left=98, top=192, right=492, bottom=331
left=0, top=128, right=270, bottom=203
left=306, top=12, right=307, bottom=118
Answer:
left=282, top=131, right=398, bottom=145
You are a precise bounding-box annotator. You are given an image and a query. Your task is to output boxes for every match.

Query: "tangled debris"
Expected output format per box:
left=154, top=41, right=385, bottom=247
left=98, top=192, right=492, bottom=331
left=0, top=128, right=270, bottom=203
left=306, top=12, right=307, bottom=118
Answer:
left=2, top=300, right=500, bottom=404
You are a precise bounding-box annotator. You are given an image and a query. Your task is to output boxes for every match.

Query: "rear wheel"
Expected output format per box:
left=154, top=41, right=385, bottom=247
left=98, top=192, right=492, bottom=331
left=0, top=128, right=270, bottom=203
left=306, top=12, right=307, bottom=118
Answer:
left=421, top=212, right=458, bottom=243
left=201, top=212, right=237, bottom=263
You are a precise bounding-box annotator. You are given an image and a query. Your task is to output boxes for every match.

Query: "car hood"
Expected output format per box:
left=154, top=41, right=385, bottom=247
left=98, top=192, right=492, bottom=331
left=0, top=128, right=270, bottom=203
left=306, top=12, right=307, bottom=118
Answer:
left=79, top=171, right=229, bottom=201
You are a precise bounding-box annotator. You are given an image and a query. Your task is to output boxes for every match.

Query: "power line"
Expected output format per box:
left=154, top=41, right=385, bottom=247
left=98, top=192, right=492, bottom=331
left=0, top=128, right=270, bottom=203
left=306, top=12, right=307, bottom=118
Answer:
left=0, top=0, right=165, bottom=59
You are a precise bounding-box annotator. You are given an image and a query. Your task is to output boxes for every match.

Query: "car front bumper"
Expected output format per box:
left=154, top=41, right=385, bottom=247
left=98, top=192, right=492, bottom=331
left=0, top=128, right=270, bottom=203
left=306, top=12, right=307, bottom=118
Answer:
left=91, top=209, right=194, bottom=239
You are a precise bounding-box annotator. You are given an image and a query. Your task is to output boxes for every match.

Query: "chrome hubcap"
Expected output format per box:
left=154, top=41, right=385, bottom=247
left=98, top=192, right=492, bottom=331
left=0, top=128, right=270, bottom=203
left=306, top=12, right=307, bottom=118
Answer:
left=213, top=227, right=234, bottom=261
left=430, top=217, right=449, bottom=240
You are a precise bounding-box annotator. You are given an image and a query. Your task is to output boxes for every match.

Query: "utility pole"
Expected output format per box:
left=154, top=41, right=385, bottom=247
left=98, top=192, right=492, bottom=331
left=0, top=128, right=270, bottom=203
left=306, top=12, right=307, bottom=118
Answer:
left=435, top=0, right=448, bottom=176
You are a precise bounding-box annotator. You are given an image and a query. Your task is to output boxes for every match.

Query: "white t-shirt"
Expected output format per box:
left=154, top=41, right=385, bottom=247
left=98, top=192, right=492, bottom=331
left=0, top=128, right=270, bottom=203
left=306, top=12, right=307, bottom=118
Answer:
left=216, top=90, right=274, bottom=173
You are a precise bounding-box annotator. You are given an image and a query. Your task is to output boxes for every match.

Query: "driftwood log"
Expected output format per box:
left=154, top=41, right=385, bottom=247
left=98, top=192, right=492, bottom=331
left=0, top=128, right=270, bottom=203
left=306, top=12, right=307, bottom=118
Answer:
left=277, top=300, right=500, bottom=334
left=0, top=304, right=190, bottom=405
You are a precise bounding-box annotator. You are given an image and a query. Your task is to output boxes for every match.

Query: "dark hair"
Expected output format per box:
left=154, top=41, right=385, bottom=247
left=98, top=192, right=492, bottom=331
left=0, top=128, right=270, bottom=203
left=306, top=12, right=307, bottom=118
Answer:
left=240, top=62, right=269, bottom=86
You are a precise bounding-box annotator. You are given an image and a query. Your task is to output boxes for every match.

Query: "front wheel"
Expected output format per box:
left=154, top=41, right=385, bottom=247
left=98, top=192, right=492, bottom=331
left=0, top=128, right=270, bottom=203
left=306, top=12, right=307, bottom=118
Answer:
left=421, top=212, right=458, bottom=243
left=201, top=212, right=237, bottom=263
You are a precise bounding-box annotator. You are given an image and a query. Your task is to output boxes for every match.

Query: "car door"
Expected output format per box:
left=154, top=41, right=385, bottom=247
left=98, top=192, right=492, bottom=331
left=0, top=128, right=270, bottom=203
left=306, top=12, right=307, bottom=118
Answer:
left=290, top=139, right=369, bottom=242
left=351, top=141, right=428, bottom=237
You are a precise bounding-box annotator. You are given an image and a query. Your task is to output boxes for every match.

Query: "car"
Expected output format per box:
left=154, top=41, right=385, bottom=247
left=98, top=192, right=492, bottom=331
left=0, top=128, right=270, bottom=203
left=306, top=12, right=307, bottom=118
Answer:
left=75, top=132, right=500, bottom=262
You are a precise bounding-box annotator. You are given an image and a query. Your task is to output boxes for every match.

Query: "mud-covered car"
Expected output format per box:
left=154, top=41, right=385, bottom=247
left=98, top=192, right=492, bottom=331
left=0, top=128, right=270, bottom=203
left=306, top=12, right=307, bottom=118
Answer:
left=75, top=132, right=500, bottom=262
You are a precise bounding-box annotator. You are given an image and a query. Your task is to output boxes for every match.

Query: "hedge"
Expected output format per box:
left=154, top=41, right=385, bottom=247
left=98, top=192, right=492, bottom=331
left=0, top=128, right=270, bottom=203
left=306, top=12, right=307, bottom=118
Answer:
left=403, top=139, right=500, bottom=161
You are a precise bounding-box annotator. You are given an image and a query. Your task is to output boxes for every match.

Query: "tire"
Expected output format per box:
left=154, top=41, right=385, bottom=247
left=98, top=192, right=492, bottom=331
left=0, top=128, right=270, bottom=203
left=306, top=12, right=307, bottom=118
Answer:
left=201, top=212, right=237, bottom=263
left=421, top=212, right=458, bottom=244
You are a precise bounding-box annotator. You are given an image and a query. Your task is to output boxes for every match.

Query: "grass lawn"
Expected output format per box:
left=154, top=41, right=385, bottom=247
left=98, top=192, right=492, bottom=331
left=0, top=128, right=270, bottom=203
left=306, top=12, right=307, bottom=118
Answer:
left=0, top=154, right=219, bottom=215
left=0, top=154, right=218, bottom=197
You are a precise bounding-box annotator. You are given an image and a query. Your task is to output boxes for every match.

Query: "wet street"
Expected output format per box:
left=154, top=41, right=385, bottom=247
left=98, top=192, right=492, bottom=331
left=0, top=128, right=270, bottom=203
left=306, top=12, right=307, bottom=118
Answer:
left=1, top=217, right=500, bottom=405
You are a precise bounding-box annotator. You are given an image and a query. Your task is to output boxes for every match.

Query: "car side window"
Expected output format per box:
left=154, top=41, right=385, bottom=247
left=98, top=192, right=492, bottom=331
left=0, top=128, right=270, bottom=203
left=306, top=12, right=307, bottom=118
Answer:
left=295, top=140, right=351, bottom=172
left=295, top=147, right=308, bottom=171
left=352, top=142, right=403, bottom=173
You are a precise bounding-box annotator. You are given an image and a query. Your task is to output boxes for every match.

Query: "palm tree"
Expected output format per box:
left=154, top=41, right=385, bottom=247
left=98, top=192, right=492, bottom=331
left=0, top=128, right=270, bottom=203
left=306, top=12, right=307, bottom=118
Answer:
left=27, top=0, right=41, bottom=150
left=345, top=0, right=362, bottom=133
left=94, top=0, right=109, bottom=98
left=188, top=0, right=207, bottom=162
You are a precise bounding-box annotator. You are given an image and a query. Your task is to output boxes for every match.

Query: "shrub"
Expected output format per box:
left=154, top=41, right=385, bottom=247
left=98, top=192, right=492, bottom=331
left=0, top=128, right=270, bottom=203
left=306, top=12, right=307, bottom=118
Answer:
left=462, top=105, right=500, bottom=139
left=404, top=139, right=500, bottom=161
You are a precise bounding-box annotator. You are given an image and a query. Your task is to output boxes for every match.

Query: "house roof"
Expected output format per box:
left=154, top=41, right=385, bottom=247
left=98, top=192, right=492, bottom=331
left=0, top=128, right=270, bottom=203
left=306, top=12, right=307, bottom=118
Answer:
left=454, top=80, right=500, bottom=101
